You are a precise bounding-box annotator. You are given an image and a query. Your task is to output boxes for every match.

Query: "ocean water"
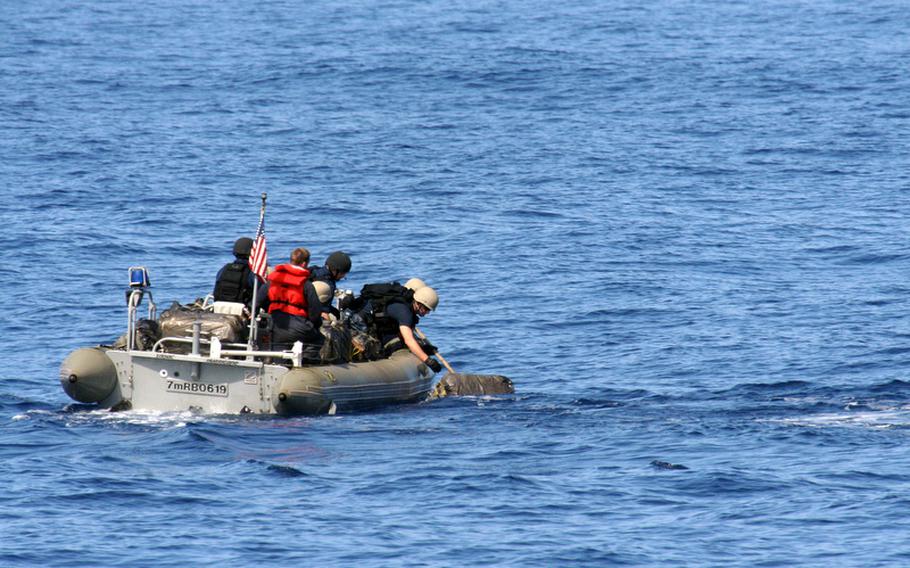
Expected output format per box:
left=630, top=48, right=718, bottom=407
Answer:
left=3, top=0, right=910, bottom=565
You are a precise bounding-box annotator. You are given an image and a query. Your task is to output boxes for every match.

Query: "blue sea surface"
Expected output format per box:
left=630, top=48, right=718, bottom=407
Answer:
left=3, top=0, right=910, bottom=565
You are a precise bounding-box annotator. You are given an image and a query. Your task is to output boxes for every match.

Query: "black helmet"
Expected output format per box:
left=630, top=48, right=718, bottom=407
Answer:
left=233, top=237, right=253, bottom=258
left=325, top=251, right=351, bottom=274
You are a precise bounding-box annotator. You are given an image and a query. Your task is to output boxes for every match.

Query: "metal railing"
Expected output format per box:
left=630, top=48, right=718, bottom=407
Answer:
left=126, top=288, right=156, bottom=351
left=149, top=329, right=304, bottom=368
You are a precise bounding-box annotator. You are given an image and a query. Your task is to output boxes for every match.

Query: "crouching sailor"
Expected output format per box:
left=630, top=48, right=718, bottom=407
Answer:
left=374, top=286, right=443, bottom=373
left=308, top=250, right=352, bottom=299
left=257, top=247, right=324, bottom=359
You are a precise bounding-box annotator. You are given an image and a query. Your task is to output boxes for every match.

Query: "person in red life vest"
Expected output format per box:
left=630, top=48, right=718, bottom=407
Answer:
left=256, top=247, right=324, bottom=357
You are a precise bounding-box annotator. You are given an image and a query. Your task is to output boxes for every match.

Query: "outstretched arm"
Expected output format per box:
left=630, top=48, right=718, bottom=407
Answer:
left=399, top=325, right=430, bottom=362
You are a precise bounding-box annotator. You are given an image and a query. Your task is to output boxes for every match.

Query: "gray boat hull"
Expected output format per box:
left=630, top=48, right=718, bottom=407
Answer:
left=61, top=347, right=436, bottom=415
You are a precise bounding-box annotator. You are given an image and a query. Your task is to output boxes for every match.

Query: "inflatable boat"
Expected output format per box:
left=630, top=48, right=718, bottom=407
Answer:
left=59, top=268, right=436, bottom=415
left=60, top=344, right=435, bottom=416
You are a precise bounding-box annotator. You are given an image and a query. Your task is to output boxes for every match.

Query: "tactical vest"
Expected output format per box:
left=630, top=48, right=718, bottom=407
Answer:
left=267, top=265, right=310, bottom=317
left=213, top=260, right=252, bottom=304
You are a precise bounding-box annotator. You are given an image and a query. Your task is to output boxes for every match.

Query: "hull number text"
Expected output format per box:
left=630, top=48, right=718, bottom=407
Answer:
left=167, top=380, right=229, bottom=397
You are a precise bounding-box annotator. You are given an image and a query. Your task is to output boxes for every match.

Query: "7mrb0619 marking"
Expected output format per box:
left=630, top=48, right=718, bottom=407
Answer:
left=166, top=380, right=229, bottom=397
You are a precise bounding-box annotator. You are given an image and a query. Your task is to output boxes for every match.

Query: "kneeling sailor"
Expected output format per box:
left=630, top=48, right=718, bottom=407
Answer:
left=374, top=286, right=443, bottom=373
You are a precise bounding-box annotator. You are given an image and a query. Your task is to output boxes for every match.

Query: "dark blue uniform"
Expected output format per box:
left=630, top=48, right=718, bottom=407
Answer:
left=376, top=301, right=420, bottom=352
left=308, top=265, right=338, bottom=298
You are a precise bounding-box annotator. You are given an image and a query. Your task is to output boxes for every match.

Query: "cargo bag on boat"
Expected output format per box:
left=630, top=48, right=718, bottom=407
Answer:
left=111, top=318, right=161, bottom=351
left=341, top=310, right=382, bottom=361
left=319, top=319, right=353, bottom=363
left=351, top=328, right=382, bottom=361
left=157, top=301, right=245, bottom=353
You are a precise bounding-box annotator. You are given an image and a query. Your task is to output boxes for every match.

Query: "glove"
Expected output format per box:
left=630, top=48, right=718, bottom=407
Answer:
left=424, top=357, right=443, bottom=373
left=421, top=341, right=437, bottom=355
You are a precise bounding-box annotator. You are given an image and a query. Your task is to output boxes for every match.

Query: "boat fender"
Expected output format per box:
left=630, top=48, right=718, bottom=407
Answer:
left=59, top=348, right=118, bottom=403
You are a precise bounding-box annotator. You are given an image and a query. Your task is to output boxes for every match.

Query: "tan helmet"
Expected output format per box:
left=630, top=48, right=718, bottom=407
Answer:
left=413, top=286, right=439, bottom=311
left=404, top=278, right=427, bottom=291
left=312, top=281, right=332, bottom=305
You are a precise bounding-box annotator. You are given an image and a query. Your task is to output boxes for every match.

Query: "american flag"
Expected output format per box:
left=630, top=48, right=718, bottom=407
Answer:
left=249, top=217, right=268, bottom=281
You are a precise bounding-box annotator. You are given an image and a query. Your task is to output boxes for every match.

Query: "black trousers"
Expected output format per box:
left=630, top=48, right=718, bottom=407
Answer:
left=269, top=311, right=323, bottom=360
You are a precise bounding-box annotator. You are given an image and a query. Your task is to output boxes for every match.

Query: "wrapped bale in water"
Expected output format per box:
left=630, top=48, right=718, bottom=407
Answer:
left=429, top=373, right=514, bottom=399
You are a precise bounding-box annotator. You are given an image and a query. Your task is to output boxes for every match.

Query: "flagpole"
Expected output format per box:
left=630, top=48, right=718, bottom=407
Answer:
left=248, top=192, right=267, bottom=350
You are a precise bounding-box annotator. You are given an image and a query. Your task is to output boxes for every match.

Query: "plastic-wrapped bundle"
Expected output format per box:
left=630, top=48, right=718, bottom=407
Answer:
left=157, top=302, right=245, bottom=352
left=428, top=374, right=515, bottom=399
left=351, top=329, right=382, bottom=361
left=111, top=319, right=161, bottom=351
left=318, top=319, right=353, bottom=363
left=339, top=309, right=381, bottom=361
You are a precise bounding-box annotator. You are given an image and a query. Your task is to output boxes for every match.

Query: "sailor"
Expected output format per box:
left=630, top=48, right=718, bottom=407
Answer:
left=212, top=237, right=257, bottom=306
left=349, top=277, right=426, bottom=314
left=374, top=286, right=443, bottom=373
left=258, top=248, right=324, bottom=357
left=308, top=251, right=352, bottom=299
left=403, top=278, right=427, bottom=292
left=312, top=280, right=339, bottom=320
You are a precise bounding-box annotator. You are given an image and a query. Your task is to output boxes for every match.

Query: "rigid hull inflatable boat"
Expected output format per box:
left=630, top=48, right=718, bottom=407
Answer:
left=61, top=345, right=435, bottom=415
left=59, top=267, right=436, bottom=415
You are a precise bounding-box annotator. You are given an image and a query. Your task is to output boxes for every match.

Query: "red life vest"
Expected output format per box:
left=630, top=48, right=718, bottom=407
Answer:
left=267, top=264, right=310, bottom=317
